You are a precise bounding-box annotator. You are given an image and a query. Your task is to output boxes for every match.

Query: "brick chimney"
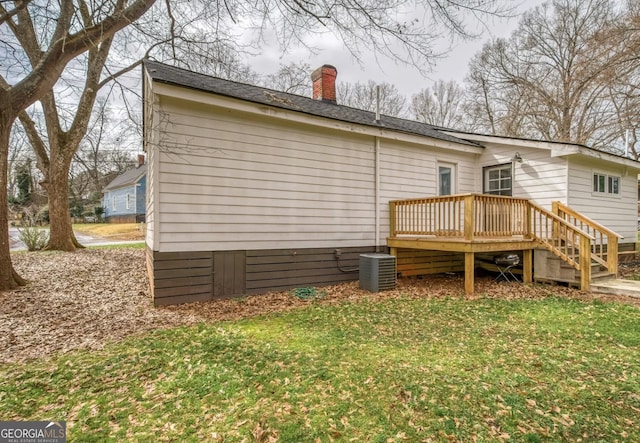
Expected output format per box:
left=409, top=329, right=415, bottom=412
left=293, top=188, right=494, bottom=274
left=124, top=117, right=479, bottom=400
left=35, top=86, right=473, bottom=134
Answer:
left=137, top=154, right=145, bottom=168
left=311, top=65, right=338, bottom=104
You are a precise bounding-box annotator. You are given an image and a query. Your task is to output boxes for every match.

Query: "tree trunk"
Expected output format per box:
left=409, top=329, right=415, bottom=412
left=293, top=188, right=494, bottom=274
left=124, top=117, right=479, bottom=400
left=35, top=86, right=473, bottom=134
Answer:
left=0, top=114, right=27, bottom=290
left=44, top=157, right=84, bottom=251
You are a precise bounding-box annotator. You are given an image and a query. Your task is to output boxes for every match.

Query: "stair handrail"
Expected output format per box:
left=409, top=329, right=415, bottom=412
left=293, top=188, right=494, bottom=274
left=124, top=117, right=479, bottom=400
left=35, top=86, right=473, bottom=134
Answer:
left=528, top=202, right=595, bottom=291
left=552, top=201, right=621, bottom=275
left=552, top=202, right=623, bottom=239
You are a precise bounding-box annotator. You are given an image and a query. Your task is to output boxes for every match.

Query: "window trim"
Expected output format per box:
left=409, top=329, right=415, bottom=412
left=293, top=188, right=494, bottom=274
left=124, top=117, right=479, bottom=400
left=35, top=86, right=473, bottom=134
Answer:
left=483, top=163, right=513, bottom=196
left=437, top=162, right=456, bottom=196
left=593, top=172, right=620, bottom=195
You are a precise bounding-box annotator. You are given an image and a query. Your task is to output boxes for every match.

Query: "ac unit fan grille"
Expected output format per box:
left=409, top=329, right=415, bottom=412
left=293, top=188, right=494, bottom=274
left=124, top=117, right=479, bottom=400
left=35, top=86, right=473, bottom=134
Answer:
left=359, top=253, right=397, bottom=292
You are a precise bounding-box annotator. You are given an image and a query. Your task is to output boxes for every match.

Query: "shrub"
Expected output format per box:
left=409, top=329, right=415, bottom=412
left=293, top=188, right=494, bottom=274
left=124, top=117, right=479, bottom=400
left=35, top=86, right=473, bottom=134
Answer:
left=18, top=226, right=49, bottom=251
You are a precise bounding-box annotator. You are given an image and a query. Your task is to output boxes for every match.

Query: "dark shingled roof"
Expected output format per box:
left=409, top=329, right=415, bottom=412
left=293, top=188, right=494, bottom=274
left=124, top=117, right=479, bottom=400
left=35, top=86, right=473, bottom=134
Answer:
left=143, top=60, right=482, bottom=148
left=103, top=165, right=146, bottom=192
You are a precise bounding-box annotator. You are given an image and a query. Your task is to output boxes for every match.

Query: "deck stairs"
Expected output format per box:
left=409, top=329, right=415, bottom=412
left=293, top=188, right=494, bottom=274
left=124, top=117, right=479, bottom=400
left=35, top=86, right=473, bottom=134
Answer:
left=529, top=201, right=623, bottom=290
left=533, top=250, right=615, bottom=287
left=388, top=194, right=625, bottom=293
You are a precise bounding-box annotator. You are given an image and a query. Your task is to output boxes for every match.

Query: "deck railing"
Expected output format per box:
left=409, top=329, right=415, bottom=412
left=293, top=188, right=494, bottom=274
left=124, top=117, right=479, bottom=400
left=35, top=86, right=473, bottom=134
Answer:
left=389, top=194, right=531, bottom=240
left=389, top=194, right=605, bottom=290
left=389, top=195, right=466, bottom=238
left=552, top=201, right=622, bottom=275
left=529, top=202, right=594, bottom=290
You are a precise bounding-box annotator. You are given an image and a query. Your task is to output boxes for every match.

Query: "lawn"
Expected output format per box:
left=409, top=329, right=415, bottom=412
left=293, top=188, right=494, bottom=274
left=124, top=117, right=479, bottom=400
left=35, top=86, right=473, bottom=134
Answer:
left=73, top=223, right=144, bottom=240
left=1, top=295, right=638, bottom=442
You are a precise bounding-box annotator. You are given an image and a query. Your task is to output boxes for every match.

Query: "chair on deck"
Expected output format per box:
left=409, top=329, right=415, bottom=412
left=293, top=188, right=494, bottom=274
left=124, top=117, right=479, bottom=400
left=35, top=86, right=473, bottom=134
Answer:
left=494, top=254, right=520, bottom=282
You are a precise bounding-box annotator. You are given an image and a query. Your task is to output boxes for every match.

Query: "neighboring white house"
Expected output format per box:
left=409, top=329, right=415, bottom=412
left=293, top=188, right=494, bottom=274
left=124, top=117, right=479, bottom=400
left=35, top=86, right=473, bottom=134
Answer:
left=143, top=60, right=640, bottom=305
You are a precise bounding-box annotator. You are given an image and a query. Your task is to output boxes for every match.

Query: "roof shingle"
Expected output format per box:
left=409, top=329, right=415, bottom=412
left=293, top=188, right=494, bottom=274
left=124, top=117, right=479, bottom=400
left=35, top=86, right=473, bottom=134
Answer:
left=103, top=165, right=146, bottom=192
left=143, top=60, right=481, bottom=148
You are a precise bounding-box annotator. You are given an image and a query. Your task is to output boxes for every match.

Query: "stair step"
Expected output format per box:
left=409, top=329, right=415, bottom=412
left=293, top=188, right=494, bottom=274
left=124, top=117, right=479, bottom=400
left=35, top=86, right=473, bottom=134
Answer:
left=559, top=262, right=603, bottom=271
left=591, top=271, right=616, bottom=281
left=591, top=279, right=640, bottom=298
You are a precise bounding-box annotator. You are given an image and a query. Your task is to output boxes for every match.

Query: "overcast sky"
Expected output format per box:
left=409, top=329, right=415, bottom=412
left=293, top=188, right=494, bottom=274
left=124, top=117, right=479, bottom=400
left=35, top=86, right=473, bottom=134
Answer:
left=249, top=0, right=546, bottom=97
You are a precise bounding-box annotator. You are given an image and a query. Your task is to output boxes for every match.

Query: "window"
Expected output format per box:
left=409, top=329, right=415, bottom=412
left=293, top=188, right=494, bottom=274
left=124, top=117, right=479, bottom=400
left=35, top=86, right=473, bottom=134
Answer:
left=593, top=173, right=606, bottom=193
left=593, top=173, right=620, bottom=195
left=609, top=176, right=620, bottom=194
left=483, top=164, right=512, bottom=196
left=112, top=195, right=116, bottom=211
left=438, top=164, right=455, bottom=196
left=126, top=193, right=131, bottom=210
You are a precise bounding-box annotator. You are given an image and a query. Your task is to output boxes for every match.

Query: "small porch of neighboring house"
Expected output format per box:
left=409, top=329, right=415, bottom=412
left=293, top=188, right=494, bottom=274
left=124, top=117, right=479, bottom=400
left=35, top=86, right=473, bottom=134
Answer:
left=387, top=194, right=622, bottom=295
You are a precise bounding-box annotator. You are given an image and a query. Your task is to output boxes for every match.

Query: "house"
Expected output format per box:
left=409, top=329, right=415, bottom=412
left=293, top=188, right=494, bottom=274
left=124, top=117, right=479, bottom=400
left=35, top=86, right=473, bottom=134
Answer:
left=102, top=157, right=147, bottom=223
left=142, top=60, right=640, bottom=305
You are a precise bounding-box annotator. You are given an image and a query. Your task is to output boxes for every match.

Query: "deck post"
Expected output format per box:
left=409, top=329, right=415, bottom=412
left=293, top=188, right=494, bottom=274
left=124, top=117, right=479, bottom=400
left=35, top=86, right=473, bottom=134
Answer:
left=551, top=201, right=560, bottom=244
left=389, top=201, right=396, bottom=238
left=524, top=202, right=532, bottom=238
left=464, top=252, right=474, bottom=295
left=580, top=235, right=591, bottom=292
left=607, top=236, right=619, bottom=276
left=522, top=249, right=533, bottom=283
left=464, top=195, right=475, bottom=241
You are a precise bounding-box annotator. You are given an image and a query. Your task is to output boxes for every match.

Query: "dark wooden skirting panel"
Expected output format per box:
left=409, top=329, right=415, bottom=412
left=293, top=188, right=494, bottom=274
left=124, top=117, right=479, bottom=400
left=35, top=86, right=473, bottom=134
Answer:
left=615, top=242, right=636, bottom=262
left=213, top=251, right=246, bottom=299
left=149, top=246, right=386, bottom=305
left=619, top=242, right=635, bottom=252
left=245, top=246, right=380, bottom=295
left=396, top=249, right=464, bottom=277
left=151, top=250, right=214, bottom=306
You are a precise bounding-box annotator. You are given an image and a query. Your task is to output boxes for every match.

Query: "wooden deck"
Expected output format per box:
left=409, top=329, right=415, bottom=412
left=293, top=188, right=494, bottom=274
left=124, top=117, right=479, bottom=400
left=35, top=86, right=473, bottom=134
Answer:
left=387, top=194, right=621, bottom=295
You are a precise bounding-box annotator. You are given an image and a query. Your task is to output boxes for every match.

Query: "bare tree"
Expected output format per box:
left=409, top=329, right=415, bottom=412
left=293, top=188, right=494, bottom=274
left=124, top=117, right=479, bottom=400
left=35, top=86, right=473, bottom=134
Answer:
left=264, top=62, right=313, bottom=96
left=0, top=0, right=155, bottom=288
left=411, top=80, right=466, bottom=128
left=0, top=0, right=512, bottom=289
left=337, top=81, right=408, bottom=117
left=464, top=0, right=640, bottom=149
left=71, top=98, right=138, bottom=209
left=13, top=1, right=263, bottom=253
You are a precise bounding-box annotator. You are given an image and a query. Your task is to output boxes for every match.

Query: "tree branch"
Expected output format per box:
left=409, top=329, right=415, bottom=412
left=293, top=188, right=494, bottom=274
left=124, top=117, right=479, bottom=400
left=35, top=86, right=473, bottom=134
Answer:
left=0, top=0, right=31, bottom=25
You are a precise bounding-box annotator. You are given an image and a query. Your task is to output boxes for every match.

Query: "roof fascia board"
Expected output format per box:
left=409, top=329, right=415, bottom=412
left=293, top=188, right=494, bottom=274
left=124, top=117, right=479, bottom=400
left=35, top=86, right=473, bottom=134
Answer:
left=441, top=131, right=560, bottom=151
left=152, top=82, right=484, bottom=155
left=444, top=130, right=640, bottom=170
left=550, top=146, right=640, bottom=170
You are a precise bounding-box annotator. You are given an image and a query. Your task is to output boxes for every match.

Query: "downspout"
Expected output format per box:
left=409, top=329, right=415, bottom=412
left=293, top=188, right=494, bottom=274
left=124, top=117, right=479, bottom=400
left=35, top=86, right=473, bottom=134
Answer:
left=374, top=85, right=381, bottom=252
left=375, top=136, right=381, bottom=252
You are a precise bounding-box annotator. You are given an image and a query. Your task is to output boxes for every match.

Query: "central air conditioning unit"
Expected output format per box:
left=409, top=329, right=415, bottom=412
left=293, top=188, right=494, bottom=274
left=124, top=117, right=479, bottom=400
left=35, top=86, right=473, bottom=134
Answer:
left=359, top=253, right=397, bottom=292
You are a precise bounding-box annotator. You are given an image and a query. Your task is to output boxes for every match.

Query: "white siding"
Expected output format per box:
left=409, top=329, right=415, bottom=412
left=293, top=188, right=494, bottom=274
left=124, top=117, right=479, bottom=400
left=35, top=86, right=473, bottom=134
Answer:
left=155, top=97, right=377, bottom=252
left=152, top=95, right=482, bottom=253
left=567, top=156, right=637, bottom=241
left=477, top=143, right=568, bottom=209
left=379, top=142, right=477, bottom=236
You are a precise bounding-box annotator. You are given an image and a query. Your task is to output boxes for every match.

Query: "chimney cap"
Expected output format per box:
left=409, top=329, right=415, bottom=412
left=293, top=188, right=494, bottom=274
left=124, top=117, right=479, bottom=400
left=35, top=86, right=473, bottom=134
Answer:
left=311, top=64, right=337, bottom=79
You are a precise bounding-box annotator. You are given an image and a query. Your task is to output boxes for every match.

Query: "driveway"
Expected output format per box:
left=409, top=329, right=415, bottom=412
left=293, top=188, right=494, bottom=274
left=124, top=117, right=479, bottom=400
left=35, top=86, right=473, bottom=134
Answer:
left=9, top=226, right=142, bottom=251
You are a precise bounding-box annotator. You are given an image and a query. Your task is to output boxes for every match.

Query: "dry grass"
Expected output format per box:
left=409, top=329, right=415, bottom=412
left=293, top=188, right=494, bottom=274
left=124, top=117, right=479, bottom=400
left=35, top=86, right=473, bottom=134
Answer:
left=73, top=223, right=145, bottom=240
